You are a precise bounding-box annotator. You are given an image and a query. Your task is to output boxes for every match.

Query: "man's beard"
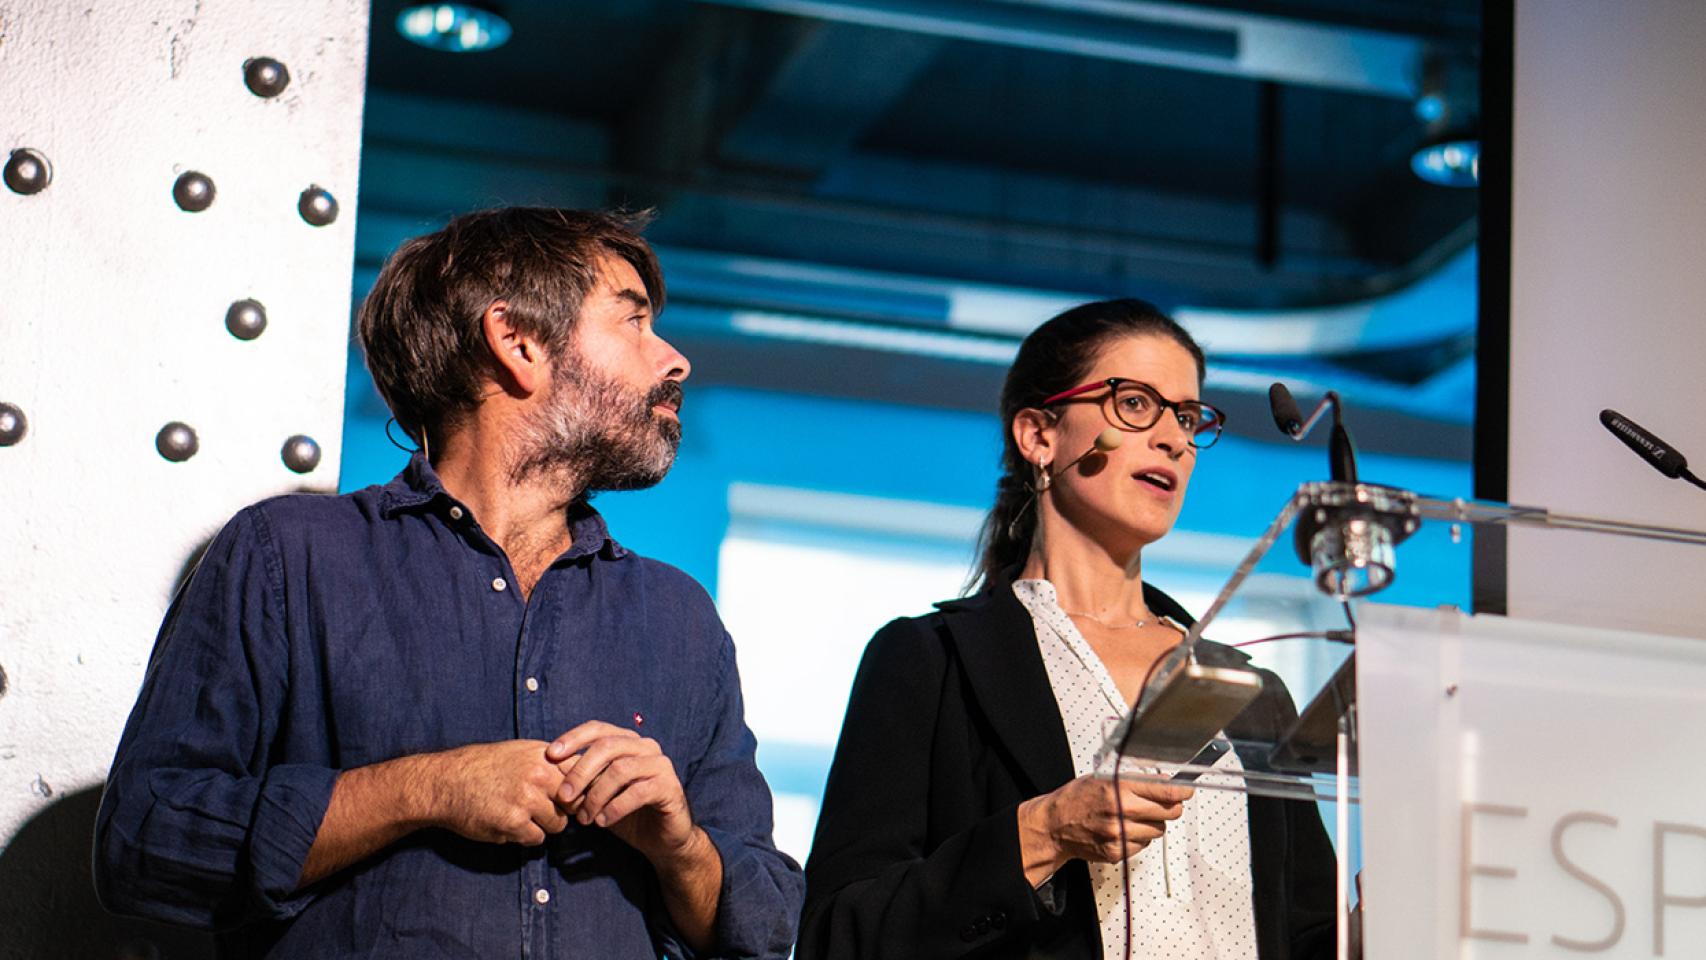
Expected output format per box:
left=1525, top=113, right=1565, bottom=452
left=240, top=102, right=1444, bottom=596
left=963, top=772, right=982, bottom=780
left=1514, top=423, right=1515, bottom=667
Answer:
left=507, top=352, right=683, bottom=496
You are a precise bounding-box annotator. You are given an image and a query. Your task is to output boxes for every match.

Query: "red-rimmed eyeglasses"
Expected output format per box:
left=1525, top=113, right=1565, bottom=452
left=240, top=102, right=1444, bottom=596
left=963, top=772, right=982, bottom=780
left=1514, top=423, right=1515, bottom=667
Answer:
left=1041, top=378, right=1226, bottom=449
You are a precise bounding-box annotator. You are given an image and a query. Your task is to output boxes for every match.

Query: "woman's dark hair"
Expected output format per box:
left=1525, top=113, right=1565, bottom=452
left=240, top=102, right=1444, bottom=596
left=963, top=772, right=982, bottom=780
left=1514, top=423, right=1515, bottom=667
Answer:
left=356, top=207, right=664, bottom=449
left=968, top=298, right=1206, bottom=592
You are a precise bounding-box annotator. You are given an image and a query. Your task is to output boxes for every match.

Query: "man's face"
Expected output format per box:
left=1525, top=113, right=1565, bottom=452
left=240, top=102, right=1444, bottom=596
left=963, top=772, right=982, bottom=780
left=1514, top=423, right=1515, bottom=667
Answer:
left=510, top=256, right=690, bottom=492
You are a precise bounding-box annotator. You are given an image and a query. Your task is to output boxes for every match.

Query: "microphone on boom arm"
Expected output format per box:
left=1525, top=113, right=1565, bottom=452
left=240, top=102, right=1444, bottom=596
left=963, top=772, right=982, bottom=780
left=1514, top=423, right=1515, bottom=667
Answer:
left=1599, top=409, right=1706, bottom=491
left=1267, top=382, right=1414, bottom=598
left=1268, top=383, right=1358, bottom=484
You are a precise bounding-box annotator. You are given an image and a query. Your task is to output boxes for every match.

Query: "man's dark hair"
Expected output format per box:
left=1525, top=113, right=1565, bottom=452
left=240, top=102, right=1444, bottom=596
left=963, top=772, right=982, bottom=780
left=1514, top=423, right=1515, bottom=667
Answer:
left=357, top=207, right=665, bottom=447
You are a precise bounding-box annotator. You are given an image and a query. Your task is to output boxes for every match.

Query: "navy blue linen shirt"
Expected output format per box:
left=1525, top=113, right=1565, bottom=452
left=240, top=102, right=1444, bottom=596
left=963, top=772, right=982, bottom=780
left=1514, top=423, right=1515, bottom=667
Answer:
left=95, top=456, right=803, bottom=959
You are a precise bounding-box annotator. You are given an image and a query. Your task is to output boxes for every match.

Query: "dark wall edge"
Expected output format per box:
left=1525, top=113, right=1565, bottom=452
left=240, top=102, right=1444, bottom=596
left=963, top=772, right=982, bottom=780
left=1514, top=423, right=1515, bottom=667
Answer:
left=1473, top=0, right=1514, bottom=615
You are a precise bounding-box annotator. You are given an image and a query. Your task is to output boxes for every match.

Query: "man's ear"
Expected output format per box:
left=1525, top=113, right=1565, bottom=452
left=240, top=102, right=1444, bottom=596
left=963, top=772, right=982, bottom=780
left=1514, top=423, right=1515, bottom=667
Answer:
left=481, top=300, right=549, bottom=396
left=1012, top=408, right=1058, bottom=467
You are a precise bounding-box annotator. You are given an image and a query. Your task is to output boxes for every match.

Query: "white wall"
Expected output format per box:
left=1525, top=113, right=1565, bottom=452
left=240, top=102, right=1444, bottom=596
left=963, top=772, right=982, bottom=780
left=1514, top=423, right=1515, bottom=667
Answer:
left=0, top=1, right=368, bottom=953
left=1506, top=0, right=1706, bottom=636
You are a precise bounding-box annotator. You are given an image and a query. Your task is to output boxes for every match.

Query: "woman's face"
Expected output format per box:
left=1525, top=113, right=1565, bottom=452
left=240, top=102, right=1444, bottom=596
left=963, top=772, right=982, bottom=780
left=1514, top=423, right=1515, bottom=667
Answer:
left=1030, top=333, right=1203, bottom=553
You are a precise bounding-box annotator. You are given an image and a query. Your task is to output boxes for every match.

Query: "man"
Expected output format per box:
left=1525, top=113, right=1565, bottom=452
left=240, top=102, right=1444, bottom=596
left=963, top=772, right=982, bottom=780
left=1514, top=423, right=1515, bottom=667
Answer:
left=95, top=208, right=803, bottom=958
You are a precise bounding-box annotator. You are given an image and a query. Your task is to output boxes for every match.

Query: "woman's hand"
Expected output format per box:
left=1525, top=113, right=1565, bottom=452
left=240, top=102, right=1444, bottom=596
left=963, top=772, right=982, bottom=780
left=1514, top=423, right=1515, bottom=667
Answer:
left=1016, top=774, right=1193, bottom=886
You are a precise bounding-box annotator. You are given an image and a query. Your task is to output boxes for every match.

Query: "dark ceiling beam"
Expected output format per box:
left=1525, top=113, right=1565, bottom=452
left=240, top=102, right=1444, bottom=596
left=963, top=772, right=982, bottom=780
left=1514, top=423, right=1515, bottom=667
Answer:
left=639, top=184, right=1376, bottom=306
left=354, top=138, right=1400, bottom=305
left=716, top=21, right=943, bottom=178
left=696, top=0, right=1425, bottom=99
left=1173, top=0, right=1479, bottom=46
left=1256, top=81, right=1282, bottom=270
left=357, top=91, right=1473, bottom=306
left=609, top=5, right=747, bottom=205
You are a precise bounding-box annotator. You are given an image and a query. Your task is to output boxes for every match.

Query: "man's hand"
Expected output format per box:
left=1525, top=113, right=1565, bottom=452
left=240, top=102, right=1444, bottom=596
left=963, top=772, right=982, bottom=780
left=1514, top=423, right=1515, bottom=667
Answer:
left=546, top=721, right=695, bottom=860
left=425, top=739, right=570, bottom=845
left=546, top=721, right=722, bottom=952
left=298, top=739, right=569, bottom=889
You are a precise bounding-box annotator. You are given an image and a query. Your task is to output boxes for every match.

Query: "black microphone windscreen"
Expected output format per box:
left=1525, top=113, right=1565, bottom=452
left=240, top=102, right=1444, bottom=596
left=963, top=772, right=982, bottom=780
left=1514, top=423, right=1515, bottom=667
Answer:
left=1600, top=409, right=1689, bottom=478
left=1268, top=383, right=1303, bottom=436
left=1329, top=423, right=1358, bottom=485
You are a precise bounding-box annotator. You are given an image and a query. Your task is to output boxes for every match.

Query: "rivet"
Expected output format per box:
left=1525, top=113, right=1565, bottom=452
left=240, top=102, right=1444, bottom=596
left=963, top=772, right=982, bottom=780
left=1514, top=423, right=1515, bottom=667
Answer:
left=0, top=402, right=27, bottom=446
left=1444, top=683, right=1458, bottom=698
left=226, top=299, right=268, bottom=340
left=282, top=434, right=321, bottom=473
left=4, top=148, right=51, bottom=195
left=156, top=421, right=199, bottom=462
left=173, top=171, right=216, bottom=212
left=297, top=185, right=337, bottom=226
left=242, top=57, right=290, bottom=98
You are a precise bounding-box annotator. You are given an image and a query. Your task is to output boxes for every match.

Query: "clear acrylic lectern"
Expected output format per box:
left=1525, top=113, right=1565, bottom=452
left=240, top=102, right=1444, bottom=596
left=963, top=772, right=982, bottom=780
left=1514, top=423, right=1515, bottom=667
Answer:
left=1098, top=481, right=1706, bottom=960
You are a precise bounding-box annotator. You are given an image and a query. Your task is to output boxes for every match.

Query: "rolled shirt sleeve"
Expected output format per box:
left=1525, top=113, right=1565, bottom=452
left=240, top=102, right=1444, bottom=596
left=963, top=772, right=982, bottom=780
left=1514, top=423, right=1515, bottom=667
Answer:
left=660, top=634, right=804, bottom=960
left=95, top=506, right=337, bottom=929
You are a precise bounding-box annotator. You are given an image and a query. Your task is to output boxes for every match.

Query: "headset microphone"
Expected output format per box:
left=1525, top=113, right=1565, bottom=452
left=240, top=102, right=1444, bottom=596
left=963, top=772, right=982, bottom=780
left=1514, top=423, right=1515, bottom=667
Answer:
left=1009, top=428, right=1127, bottom=539
left=1043, top=428, right=1125, bottom=488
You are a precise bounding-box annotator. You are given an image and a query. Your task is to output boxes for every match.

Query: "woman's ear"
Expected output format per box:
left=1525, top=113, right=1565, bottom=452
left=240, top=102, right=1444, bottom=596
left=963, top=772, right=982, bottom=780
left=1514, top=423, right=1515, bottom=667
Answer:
left=1012, top=408, right=1058, bottom=467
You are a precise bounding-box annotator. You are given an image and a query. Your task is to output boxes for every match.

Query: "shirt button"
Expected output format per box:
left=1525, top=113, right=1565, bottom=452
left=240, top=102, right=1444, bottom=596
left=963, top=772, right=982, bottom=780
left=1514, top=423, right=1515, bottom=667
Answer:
left=448, top=505, right=464, bottom=521
left=492, top=577, right=507, bottom=592
left=525, top=677, right=539, bottom=692
left=533, top=888, right=550, bottom=905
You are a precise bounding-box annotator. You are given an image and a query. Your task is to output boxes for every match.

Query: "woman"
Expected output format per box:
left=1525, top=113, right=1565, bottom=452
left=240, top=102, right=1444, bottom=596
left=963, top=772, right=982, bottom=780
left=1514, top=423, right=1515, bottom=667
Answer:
left=797, top=299, right=1338, bottom=959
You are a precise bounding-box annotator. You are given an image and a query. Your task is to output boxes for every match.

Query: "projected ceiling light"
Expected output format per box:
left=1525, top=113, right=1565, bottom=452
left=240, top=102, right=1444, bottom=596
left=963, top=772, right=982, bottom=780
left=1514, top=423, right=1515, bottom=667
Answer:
left=1411, top=137, right=1479, bottom=188
left=397, top=3, right=512, bottom=52
left=1412, top=92, right=1448, bottom=124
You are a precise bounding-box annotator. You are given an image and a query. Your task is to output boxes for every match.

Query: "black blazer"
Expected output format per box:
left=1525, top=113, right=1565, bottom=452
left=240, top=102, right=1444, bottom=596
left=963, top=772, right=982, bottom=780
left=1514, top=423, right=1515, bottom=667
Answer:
left=797, top=574, right=1337, bottom=960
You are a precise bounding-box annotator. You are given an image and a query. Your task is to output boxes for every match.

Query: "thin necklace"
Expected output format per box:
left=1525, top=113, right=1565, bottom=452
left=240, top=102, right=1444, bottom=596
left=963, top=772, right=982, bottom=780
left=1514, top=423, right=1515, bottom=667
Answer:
left=1063, top=609, right=1155, bottom=630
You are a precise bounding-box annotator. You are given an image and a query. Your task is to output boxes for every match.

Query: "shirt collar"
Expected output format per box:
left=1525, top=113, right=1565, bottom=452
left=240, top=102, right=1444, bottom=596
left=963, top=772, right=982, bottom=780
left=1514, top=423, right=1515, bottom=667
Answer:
left=563, top=500, right=629, bottom=560
left=378, top=453, right=630, bottom=561
left=376, top=452, right=448, bottom=517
